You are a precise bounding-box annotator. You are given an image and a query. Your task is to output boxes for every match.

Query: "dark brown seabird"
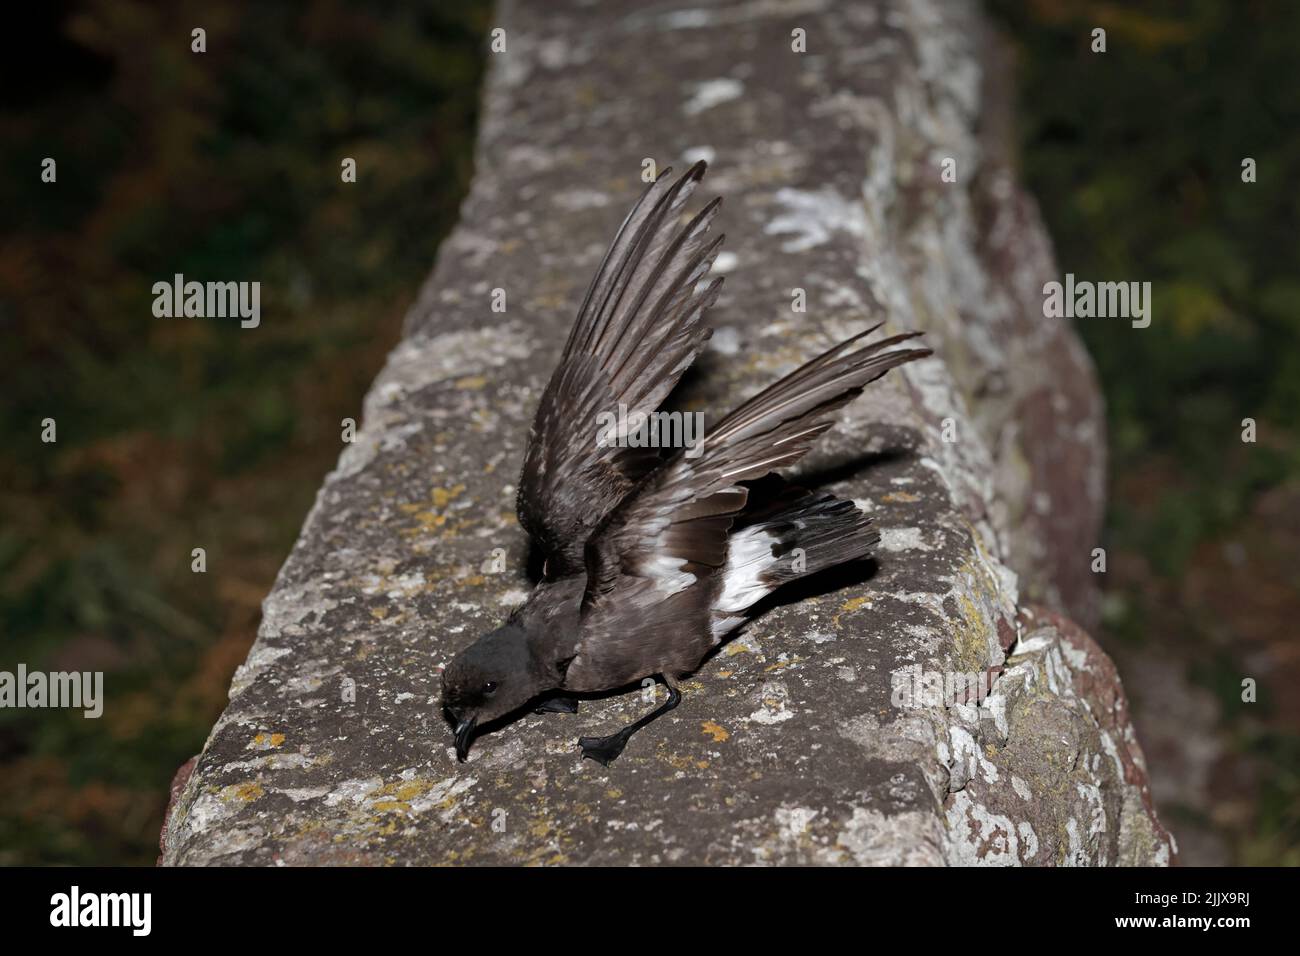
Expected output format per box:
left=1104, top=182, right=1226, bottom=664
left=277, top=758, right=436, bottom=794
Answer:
left=441, top=161, right=930, bottom=764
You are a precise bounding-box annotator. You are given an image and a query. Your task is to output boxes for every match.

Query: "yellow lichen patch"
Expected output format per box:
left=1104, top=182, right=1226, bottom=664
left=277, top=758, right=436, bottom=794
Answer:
left=664, top=751, right=710, bottom=771
left=249, top=732, right=285, bottom=749
left=764, top=659, right=798, bottom=672
left=945, top=548, right=1003, bottom=673
left=882, top=490, right=920, bottom=503
left=369, top=778, right=435, bottom=814
left=435, top=794, right=460, bottom=812
left=716, top=669, right=733, bottom=678
left=370, top=606, right=389, bottom=620
left=431, top=484, right=466, bottom=507
left=290, top=818, right=327, bottom=840
left=950, top=591, right=990, bottom=671
left=605, top=789, right=623, bottom=799
left=455, top=375, right=487, bottom=390
left=404, top=510, right=448, bottom=532
left=461, top=574, right=485, bottom=587
left=833, top=595, right=870, bottom=626
left=225, top=782, right=264, bottom=803
left=386, top=780, right=432, bottom=802
left=398, top=484, right=475, bottom=540
left=701, top=720, right=730, bottom=742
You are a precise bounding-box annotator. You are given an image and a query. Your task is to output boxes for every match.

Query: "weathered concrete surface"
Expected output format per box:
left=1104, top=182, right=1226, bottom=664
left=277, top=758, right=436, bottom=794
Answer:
left=161, top=0, right=1171, bottom=865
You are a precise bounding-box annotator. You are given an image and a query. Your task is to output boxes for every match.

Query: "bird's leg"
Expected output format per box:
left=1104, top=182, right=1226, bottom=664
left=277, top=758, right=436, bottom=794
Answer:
left=534, top=695, right=580, bottom=714
left=579, top=675, right=681, bottom=765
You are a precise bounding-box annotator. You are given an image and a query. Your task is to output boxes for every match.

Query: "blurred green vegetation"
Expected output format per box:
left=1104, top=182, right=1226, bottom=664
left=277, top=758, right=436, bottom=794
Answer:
left=990, top=0, right=1300, bottom=863
left=0, top=0, right=490, bottom=864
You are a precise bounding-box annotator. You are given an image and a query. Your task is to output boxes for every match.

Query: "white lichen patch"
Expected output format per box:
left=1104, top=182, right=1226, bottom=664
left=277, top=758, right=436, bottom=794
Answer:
left=1011, top=775, right=1032, bottom=802
left=683, top=78, right=743, bottom=115
left=711, top=250, right=739, bottom=273
left=408, top=776, right=477, bottom=818
left=280, top=786, right=331, bottom=803
left=877, top=526, right=931, bottom=553
left=947, top=724, right=999, bottom=788
left=748, top=680, right=795, bottom=724
left=323, top=776, right=385, bottom=808
left=945, top=790, right=1019, bottom=866
left=765, top=187, right=869, bottom=253
left=834, top=806, right=945, bottom=866
left=1016, top=821, right=1039, bottom=861
left=709, top=326, right=742, bottom=355
left=774, top=805, right=818, bottom=842
left=552, top=188, right=611, bottom=212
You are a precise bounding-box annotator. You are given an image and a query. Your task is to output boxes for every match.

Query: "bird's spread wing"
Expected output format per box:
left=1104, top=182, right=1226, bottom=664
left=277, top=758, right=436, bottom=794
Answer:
left=517, top=162, right=724, bottom=578
left=581, top=328, right=932, bottom=610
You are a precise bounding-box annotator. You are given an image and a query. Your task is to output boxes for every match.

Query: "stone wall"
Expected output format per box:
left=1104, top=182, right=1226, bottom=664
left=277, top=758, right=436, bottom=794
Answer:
left=160, top=0, right=1173, bottom=866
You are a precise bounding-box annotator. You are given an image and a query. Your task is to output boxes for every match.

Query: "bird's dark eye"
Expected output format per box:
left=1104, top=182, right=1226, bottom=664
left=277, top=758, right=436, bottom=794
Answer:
left=483, top=681, right=498, bottom=696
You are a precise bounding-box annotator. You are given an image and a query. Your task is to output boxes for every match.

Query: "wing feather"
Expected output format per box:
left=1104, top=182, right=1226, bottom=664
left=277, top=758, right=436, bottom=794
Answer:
left=582, top=330, right=932, bottom=605
left=517, top=162, right=725, bottom=576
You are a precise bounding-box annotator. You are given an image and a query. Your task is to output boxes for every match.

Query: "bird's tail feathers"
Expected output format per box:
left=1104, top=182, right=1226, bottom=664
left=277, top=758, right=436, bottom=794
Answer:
left=712, top=490, right=878, bottom=619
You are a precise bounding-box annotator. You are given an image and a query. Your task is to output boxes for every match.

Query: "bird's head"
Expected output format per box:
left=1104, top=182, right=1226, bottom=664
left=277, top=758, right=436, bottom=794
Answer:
left=440, top=623, right=543, bottom=761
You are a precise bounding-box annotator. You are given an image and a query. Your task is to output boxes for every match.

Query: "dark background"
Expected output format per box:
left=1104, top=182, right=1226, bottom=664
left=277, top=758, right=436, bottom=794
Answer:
left=1, top=1, right=1295, bottom=865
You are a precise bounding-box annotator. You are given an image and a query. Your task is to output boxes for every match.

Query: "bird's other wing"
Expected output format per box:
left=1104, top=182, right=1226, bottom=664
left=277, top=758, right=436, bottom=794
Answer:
left=517, top=161, right=725, bottom=578
left=581, top=327, right=932, bottom=609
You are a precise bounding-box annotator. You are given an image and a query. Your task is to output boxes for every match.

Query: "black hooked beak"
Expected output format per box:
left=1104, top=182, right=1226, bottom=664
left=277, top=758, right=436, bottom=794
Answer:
left=453, top=716, right=477, bottom=762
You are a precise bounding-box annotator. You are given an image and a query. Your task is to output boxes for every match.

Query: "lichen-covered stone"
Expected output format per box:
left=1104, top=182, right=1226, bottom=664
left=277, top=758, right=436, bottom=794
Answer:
left=160, top=0, right=1170, bottom=866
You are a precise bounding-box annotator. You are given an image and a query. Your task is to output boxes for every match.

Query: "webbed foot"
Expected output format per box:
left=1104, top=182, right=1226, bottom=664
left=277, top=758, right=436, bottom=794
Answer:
left=579, top=730, right=631, bottom=765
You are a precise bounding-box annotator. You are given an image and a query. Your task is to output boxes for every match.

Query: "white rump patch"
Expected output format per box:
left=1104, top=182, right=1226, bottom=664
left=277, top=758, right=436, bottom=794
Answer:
left=715, top=526, right=778, bottom=614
